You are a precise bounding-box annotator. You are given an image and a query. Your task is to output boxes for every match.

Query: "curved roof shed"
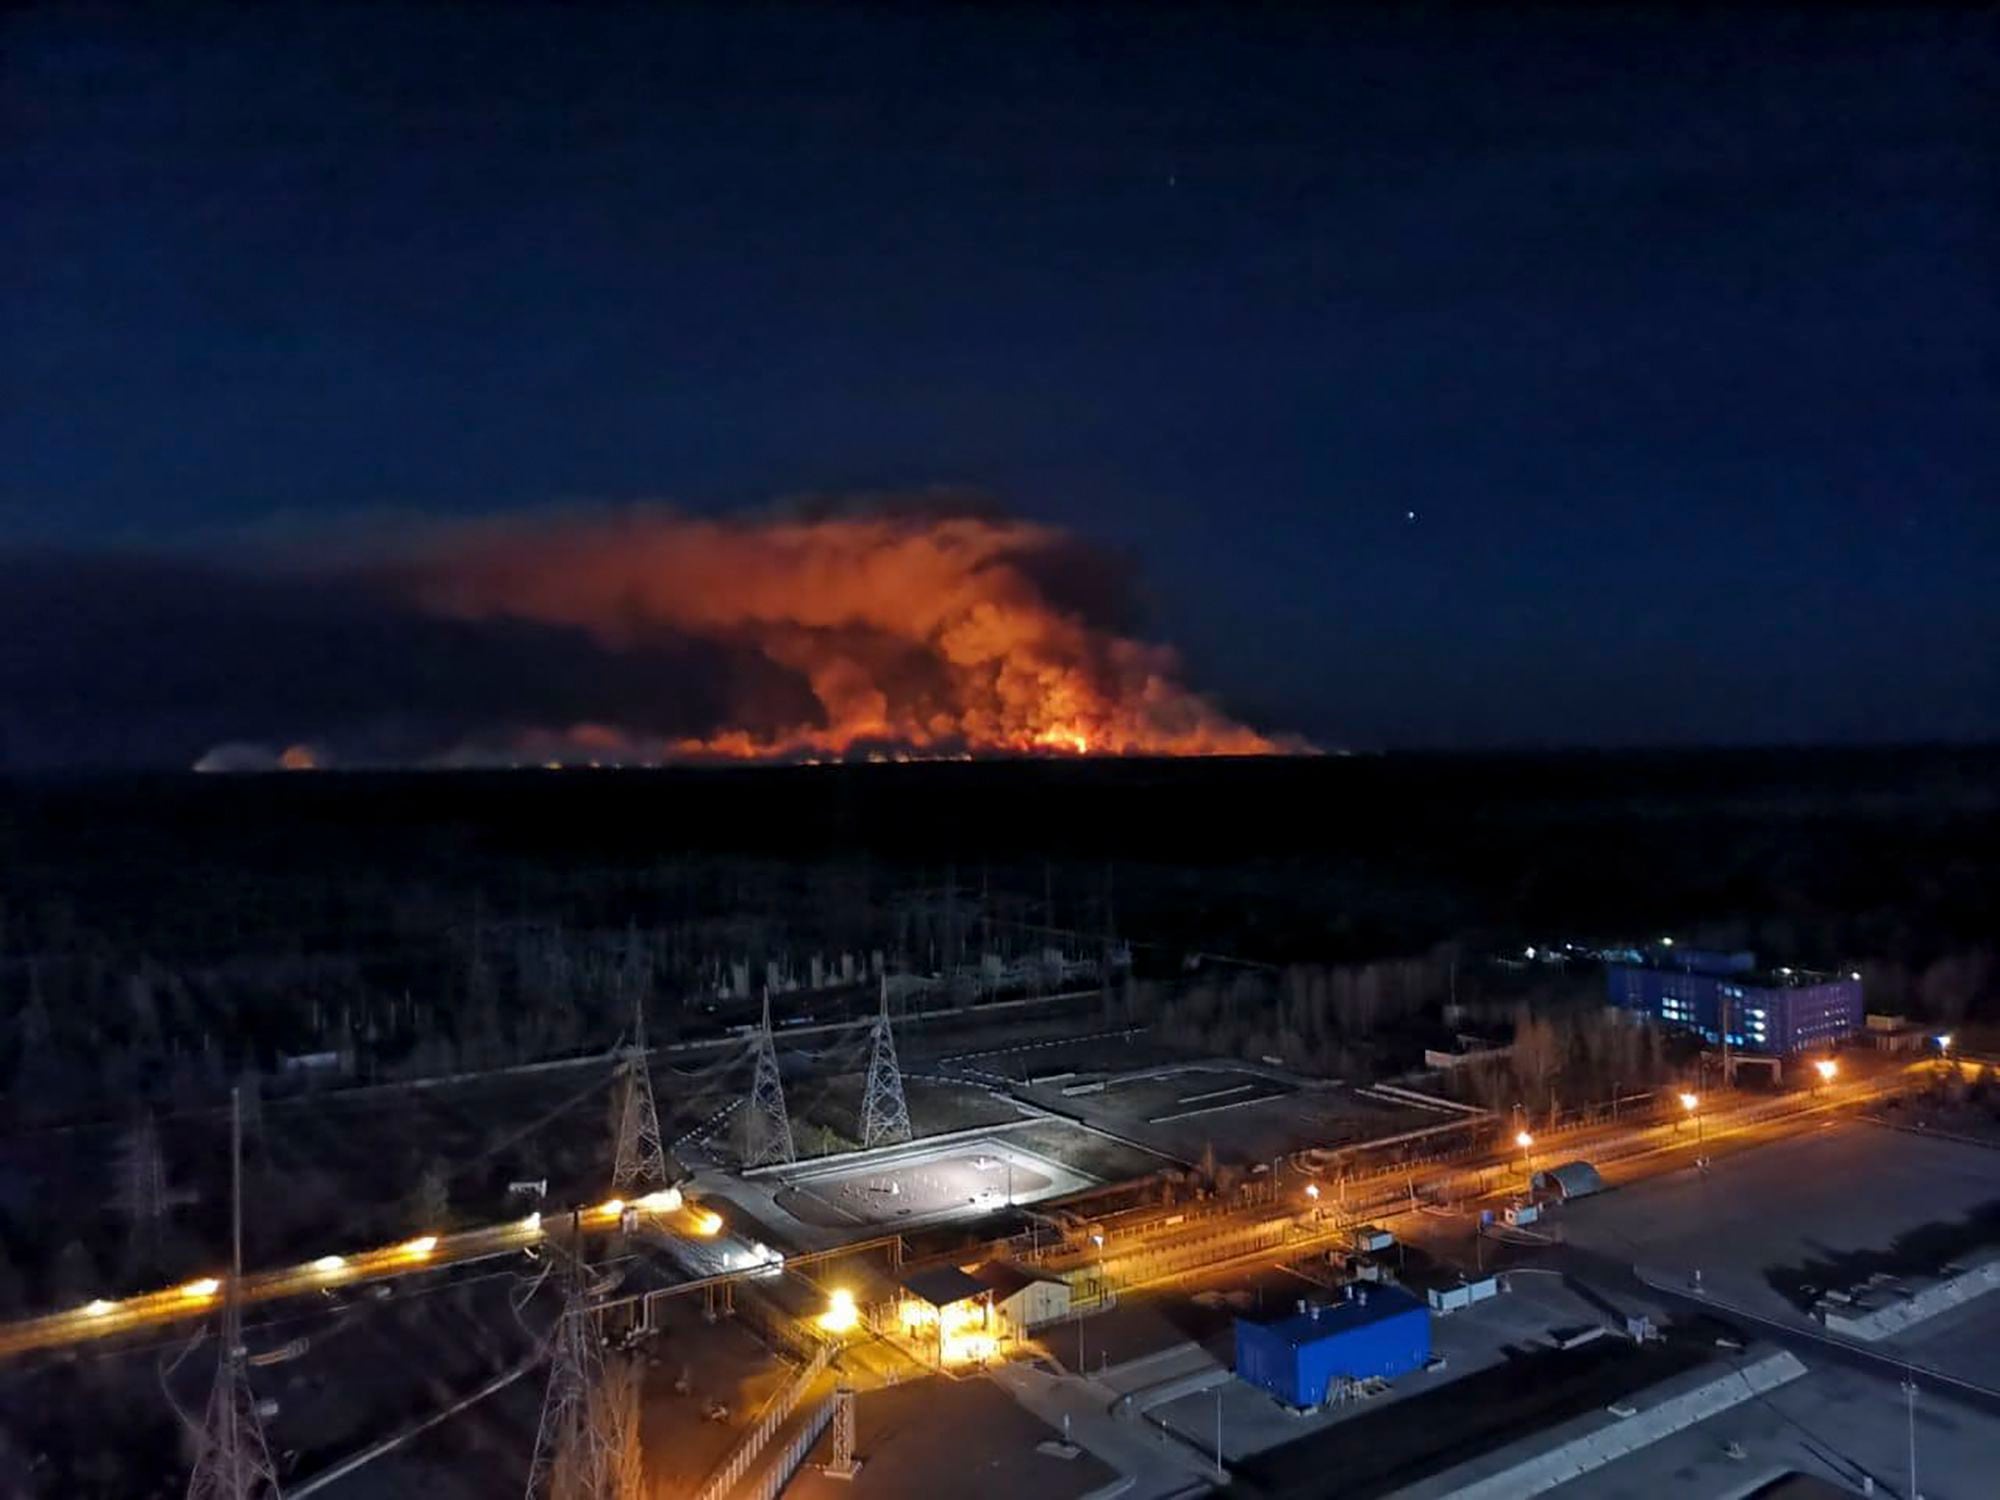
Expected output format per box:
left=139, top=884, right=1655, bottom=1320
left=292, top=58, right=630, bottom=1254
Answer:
left=1533, top=1161, right=1605, bottom=1200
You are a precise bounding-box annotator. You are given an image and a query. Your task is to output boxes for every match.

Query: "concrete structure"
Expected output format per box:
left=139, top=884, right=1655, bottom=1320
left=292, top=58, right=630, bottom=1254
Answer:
left=1234, top=1286, right=1430, bottom=1407
left=1387, top=1350, right=1808, bottom=1499
left=1422, top=1273, right=1501, bottom=1314
left=1816, top=1253, right=2000, bottom=1340
left=1607, top=946, right=1861, bottom=1054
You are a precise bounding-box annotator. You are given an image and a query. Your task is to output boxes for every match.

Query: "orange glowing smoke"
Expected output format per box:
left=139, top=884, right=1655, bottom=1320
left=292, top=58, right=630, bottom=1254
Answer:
left=386, top=508, right=1288, bottom=763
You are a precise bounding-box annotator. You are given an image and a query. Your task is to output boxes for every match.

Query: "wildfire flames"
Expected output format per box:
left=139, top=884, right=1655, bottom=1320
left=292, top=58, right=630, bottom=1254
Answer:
left=385, top=508, right=1283, bottom=764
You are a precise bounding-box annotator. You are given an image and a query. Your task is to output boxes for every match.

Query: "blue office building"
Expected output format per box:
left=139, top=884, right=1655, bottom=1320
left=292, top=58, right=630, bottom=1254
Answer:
left=1606, top=944, right=1861, bottom=1054
left=1234, top=1286, right=1430, bottom=1407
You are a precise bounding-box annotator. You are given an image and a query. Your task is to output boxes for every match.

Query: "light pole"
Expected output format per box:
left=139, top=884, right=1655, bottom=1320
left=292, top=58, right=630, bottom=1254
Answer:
left=1679, top=1092, right=1703, bottom=1163
left=1213, top=1386, right=1224, bottom=1479
left=1514, top=1130, right=1534, bottom=1189
left=1813, top=1058, right=1837, bottom=1096
left=1305, top=1182, right=1321, bottom=1222
left=1902, top=1367, right=1922, bottom=1500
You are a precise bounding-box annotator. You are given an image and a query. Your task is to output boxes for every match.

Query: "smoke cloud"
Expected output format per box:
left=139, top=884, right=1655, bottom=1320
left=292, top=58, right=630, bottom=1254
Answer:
left=0, top=502, right=1294, bottom=769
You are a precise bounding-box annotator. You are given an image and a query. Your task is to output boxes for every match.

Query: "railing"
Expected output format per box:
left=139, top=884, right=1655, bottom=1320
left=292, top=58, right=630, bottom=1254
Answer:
left=691, top=1339, right=834, bottom=1500
left=735, top=1397, right=836, bottom=1500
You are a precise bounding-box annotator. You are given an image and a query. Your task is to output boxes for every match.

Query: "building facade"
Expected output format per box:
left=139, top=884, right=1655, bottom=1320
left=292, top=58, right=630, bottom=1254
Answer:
left=1606, top=945, right=1861, bottom=1054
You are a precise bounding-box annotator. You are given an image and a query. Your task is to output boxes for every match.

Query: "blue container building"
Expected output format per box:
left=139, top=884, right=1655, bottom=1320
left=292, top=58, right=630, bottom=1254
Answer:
left=1233, top=1285, right=1430, bottom=1407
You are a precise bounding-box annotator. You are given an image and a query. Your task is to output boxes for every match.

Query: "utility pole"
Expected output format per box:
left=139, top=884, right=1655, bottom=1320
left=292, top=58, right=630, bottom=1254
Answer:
left=185, top=1088, right=280, bottom=1500
left=1213, top=1387, right=1225, bottom=1479
left=860, top=976, right=912, bottom=1149
left=1902, top=1368, right=1921, bottom=1500
left=612, top=995, right=670, bottom=1193
left=743, top=992, right=795, bottom=1167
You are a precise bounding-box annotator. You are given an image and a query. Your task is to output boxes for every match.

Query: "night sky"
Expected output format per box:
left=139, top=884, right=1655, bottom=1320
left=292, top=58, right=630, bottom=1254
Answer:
left=4, top=3, right=1996, bottom=763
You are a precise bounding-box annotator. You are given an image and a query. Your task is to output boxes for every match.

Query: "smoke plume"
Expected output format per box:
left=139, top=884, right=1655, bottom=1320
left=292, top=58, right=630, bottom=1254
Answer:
left=1, top=503, right=1293, bottom=769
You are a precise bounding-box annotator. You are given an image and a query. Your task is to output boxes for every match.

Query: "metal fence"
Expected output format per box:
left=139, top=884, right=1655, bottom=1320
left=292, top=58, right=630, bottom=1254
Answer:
left=733, top=1396, right=836, bottom=1500
left=690, top=1340, right=834, bottom=1500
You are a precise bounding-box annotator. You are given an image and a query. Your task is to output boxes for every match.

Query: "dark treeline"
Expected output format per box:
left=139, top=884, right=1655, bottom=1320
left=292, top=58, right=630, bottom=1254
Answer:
left=0, top=748, right=1994, bottom=1128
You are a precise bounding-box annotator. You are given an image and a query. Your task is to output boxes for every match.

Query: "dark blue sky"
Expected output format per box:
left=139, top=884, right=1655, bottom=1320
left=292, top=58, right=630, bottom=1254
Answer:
left=5, top=3, right=1996, bottom=753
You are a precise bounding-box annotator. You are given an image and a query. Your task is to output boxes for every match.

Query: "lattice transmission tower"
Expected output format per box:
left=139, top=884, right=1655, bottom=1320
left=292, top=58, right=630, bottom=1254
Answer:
left=525, top=1221, right=642, bottom=1500
left=742, top=991, right=795, bottom=1167
left=860, top=977, right=911, bottom=1149
left=185, top=1088, right=281, bottom=1500
left=611, top=996, right=670, bottom=1194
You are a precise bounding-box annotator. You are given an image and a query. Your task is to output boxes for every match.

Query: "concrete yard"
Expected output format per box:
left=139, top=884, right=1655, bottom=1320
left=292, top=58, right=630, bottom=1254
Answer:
left=1528, top=1117, right=2000, bottom=1499
left=782, top=1375, right=1119, bottom=1500
left=1016, top=1062, right=1434, bottom=1164
left=785, top=1136, right=1094, bottom=1228
left=1558, top=1121, right=2000, bottom=1332
left=1543, top=1352, right=1997, bottom=1500
left=774, top=1137, right=1089, bottom=1230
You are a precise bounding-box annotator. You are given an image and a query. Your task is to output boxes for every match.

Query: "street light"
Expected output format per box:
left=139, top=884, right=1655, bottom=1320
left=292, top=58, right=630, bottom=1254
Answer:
left=1679, top=1092, right=1705, bottom=1162
left=1813, top=1058, right=1837, bottom=1094
left=1515, top=1130, right=1534, bottom=1186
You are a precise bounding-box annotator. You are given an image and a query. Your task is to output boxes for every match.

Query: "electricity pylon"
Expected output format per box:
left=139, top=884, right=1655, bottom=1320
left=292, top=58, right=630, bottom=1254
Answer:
left=860, top=977, right=911, bottom=1149
left=611, top=996, right=670, bottom=1193
left=186, top=1088, right=280, bottom=1500
left=743, top=991, right=795, bottom=1167
left=116, top=1108, right=170, bottom=1268
left=526, top=1219, right=640, bottom=1500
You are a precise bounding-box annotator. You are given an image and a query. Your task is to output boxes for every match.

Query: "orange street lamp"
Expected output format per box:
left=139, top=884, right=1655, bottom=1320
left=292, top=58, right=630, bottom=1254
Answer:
left=1679, top=1091, right=1705, bottom=1159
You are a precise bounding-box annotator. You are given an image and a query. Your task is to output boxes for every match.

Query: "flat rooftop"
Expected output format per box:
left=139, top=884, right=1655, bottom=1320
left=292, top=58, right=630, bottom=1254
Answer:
left=1246, top=1285, right=1425, bottom=1347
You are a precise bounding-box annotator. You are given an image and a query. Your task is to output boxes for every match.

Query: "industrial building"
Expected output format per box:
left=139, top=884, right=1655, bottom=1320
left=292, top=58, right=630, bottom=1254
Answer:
left=1234, top=1285, right=1431, bottom=1408
left=967, top=1260, right=1072, bottom=1332
left=1606, top=944, right=1861, bottom=1054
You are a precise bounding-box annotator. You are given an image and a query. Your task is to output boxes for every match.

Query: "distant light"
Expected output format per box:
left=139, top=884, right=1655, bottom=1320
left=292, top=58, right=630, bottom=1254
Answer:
left=312, top=1255, right=346, bottom=1273
left=1525, top=947, right=1537, bottom=960
left=522, top=1211, right=542, bottom=1233
left=637, top=1188, right=683, bottom=1214
left=1937, top=1034, right=1954, bottom=1052
left=181, top=1278, right=221, bottom=1300
left=1660, top=937, right=1674, bottom=948
left=84, top=1298, right=114, bottom=1317
left=1849, top=972, right=1862, bottom=982
left=1779, top=967, right=1792, bottom=976
left=692, top=1209, right=724, bottom=1236
left=1091, top=1233, right=1105, bottom=1248
left=1514, top=1131, right=1534, bottom=1149
left=596, top=1198, right=626, bottom=1219
left=1678, top=1093, right=1700, bottom=1112
left=1814, top=1060, right=1838, bottom=1081
left=402, top=1235, right=438, bottom=1258
left=1304, top=1183, right=1321, bottom=1200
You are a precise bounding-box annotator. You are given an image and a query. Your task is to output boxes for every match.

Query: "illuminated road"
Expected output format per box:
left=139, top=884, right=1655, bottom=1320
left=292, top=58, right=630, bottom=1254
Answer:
left=1051, top=1057, right=1940, bottom=1294
left=0, top=1055, right=1950, bottom=1362
left=0, top=1190, right=762, bottom=1362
